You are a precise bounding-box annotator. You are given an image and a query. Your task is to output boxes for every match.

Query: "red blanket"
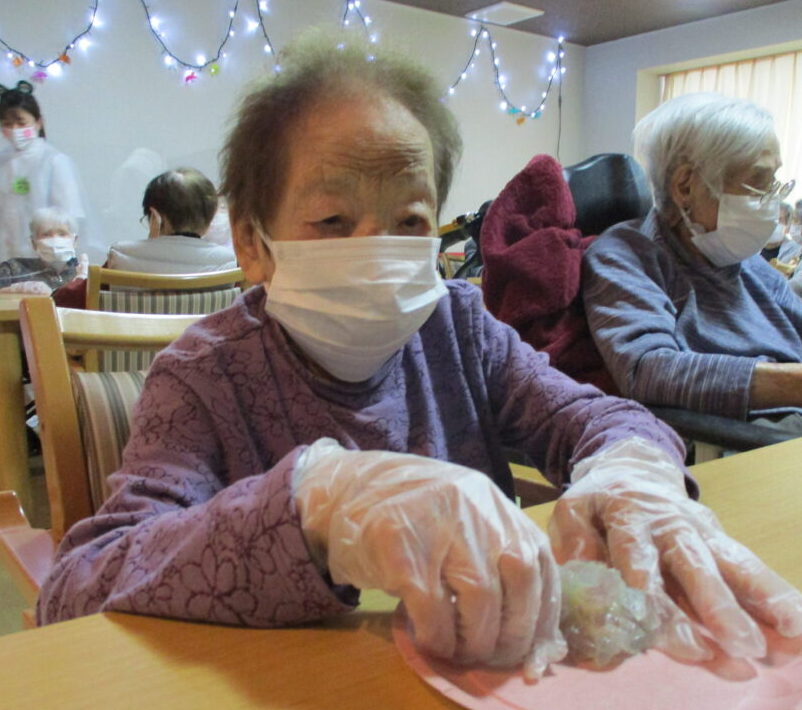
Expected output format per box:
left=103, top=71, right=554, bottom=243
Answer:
left=479, top=154, right=615, bottom=392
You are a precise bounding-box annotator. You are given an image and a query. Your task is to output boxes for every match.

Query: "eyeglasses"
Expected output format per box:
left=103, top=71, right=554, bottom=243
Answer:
left=741, top=178, right=796, bottom=205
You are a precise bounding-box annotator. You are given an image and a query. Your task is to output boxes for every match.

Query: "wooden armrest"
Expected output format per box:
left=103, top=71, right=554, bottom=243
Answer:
left=0, top=490, right=55, bottom=606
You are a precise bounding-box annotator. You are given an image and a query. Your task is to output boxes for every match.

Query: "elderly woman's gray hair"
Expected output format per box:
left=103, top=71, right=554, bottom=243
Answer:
left=634, top=93, right=776, bottom=211
left=29, top=206, right=77, bottom=237
left=220, top=28, right=462, bottom=225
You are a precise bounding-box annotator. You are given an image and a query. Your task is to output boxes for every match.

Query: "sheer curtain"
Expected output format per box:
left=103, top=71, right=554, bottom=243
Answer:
left=660, top=51, right=802, bottom=205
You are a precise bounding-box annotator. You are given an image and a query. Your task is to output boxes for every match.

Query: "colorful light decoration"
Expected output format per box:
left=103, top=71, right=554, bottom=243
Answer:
left=341, top=1, right=378, bottom=44
left=447, top=24, right=565, bottom=123
left=0, top=0, right=99, bottom=81
left=140, top=0, right=239, bottom=76
left=0, top=0, right=566, bottom=117
left=253, top=0, right=276, bottom=61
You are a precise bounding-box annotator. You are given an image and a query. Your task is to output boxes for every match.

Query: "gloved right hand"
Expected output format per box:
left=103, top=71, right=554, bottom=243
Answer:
left=293, top=438, right=567, bottom=681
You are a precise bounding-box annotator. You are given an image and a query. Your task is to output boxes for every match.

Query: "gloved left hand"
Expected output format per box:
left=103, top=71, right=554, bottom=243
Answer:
left=548, top=437, right=802, bottom=661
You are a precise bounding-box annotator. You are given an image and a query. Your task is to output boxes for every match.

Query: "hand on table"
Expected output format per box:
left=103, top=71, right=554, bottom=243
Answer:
left=549, top=437, right=802, bottom=661
left=0, top=280, right=52, bottom=295
left=293, top=438, right=567, bottom=681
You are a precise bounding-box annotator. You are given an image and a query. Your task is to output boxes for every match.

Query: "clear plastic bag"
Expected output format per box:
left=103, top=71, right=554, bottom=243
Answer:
left=559, top=560, right=659, bottom=667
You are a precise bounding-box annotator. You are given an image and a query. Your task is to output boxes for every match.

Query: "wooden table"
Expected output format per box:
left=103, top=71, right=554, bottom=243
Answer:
left=0, top=295, right=31, bottom=515
left=1, top=438, right=801, bottom=709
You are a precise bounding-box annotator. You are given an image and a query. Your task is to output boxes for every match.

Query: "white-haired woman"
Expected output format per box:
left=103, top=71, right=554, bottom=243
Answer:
left=583, top=93, right=802, bottom=423
left=0, top=206, right=87, bottom=294
left=38, top=40, right=801, bottom=678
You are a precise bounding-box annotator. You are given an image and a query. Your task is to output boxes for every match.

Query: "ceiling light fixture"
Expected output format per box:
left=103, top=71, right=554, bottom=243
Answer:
left=465, top=2, right=544, bottom=27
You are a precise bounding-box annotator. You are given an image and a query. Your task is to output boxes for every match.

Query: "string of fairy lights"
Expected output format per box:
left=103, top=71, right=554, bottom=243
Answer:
left=448, top=24, right=564, bottom=122
left=0, top=0, right=100, bottom=81
left=0, top=0, right=566, bottom=121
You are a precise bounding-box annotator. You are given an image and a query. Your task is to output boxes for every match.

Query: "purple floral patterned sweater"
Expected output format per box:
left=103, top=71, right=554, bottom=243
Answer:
left=38, top=281, right=685, bottom=626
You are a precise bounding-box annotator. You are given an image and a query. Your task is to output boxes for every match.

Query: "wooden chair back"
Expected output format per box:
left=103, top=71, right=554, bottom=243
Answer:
left=84, top=265, right=245, bottom=370
left=19, top=297, right=200, bottom=540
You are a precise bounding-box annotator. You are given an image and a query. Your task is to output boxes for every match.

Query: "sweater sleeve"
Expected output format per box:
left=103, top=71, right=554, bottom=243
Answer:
left=37, top=368, right=357, bottom=626
left=471, top=289, right=690, bottom=491
left=581, top=227, right=756, bottom=418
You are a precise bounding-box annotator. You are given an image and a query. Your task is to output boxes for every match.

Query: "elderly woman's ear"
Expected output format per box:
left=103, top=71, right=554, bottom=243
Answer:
left=232, top=218, right=274, bottom=284
left=669, top=162, right=694, bottom=210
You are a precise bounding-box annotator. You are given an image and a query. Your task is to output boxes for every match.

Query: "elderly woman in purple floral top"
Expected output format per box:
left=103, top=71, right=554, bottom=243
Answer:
left=38, top=30, right=802, bottom=678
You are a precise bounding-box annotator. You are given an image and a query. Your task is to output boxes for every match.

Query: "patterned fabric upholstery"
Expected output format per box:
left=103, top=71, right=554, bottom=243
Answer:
left=72, top=370, right=146, bottom=511
left=97, top=287, right=240, bottom=371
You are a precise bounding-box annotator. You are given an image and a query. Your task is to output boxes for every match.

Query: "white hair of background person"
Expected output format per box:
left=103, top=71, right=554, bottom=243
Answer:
left=634, top=93, right=777, bottom=211
left=29, top=205, right=77, bottom=237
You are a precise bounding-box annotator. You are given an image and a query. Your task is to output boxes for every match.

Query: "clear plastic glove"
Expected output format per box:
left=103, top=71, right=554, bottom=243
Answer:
left=75, top=253, right=89, bottom=280
left=293, top=438, right=567, bottom=680
left=549, top=437, right=802, bottom=662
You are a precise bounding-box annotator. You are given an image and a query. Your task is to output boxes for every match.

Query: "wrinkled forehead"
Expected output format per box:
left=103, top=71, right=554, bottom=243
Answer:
left=726, top=138, right=782, bottom=184
left=33, top=220, right=74, bottom=238
left=287, top=92, right=436, bottom=190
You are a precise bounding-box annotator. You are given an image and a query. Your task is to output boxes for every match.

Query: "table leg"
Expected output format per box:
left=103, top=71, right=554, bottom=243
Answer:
left=0, top=327, right=31, bottom=516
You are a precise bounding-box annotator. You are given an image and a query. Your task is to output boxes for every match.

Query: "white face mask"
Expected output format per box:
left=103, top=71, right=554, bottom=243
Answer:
left=261, top=234, right=447, bottom=382
left=684, top=194, right=779, bottom=267
left=35, top=235, right=76, bottom=265
left=9, top=125, right=38, bottom=151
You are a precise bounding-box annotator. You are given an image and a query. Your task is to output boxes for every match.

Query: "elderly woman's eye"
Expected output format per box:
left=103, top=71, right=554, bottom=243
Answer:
left=400, top=215, right=429, bottom=231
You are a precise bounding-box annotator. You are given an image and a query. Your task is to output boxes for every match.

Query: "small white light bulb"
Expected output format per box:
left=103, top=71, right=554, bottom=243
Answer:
left=547, top=51, right=556, bottom=62
left=47, top=63, right=63, bottom=77
left=150, top=16, right=161, bottom=30
left=247, top=19, right=259, bottom=32
left=196, top=54, right=206, bottom=65
left=499, top=101, right=507, bottom=110
left=164, top=55, right=175, bottom=66
left=263, top=44, right=272, bottom=54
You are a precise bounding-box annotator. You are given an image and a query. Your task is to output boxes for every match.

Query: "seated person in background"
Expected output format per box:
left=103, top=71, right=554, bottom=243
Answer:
left=38, top=34, right=802, bottom=678
left=761, top=201, right=792, bottom=262
left=0, top=206, right=87, bottom=294
left=106, top=167, right=237, bottom=273
left=583, top=93, right=802, bottom=429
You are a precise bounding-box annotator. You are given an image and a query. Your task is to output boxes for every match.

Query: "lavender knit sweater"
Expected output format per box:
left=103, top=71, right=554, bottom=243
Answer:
left=583, top=210, right=802, bottom=418
left=38, top=281, right=684, bottom=626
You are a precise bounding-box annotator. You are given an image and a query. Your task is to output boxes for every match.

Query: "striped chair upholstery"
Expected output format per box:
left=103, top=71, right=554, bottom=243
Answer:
left=72, top=370, right=147, bottom=510
left=97, top=287, right=240, bottom=371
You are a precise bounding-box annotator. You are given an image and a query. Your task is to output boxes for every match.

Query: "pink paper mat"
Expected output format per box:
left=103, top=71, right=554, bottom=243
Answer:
left=392, top=608, right=802, bottom=710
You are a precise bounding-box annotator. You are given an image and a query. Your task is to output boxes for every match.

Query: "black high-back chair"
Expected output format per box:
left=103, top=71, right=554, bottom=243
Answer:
left=563, top=153, right=652, bottom=236
left=564, top=153, right=794, bottom=459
